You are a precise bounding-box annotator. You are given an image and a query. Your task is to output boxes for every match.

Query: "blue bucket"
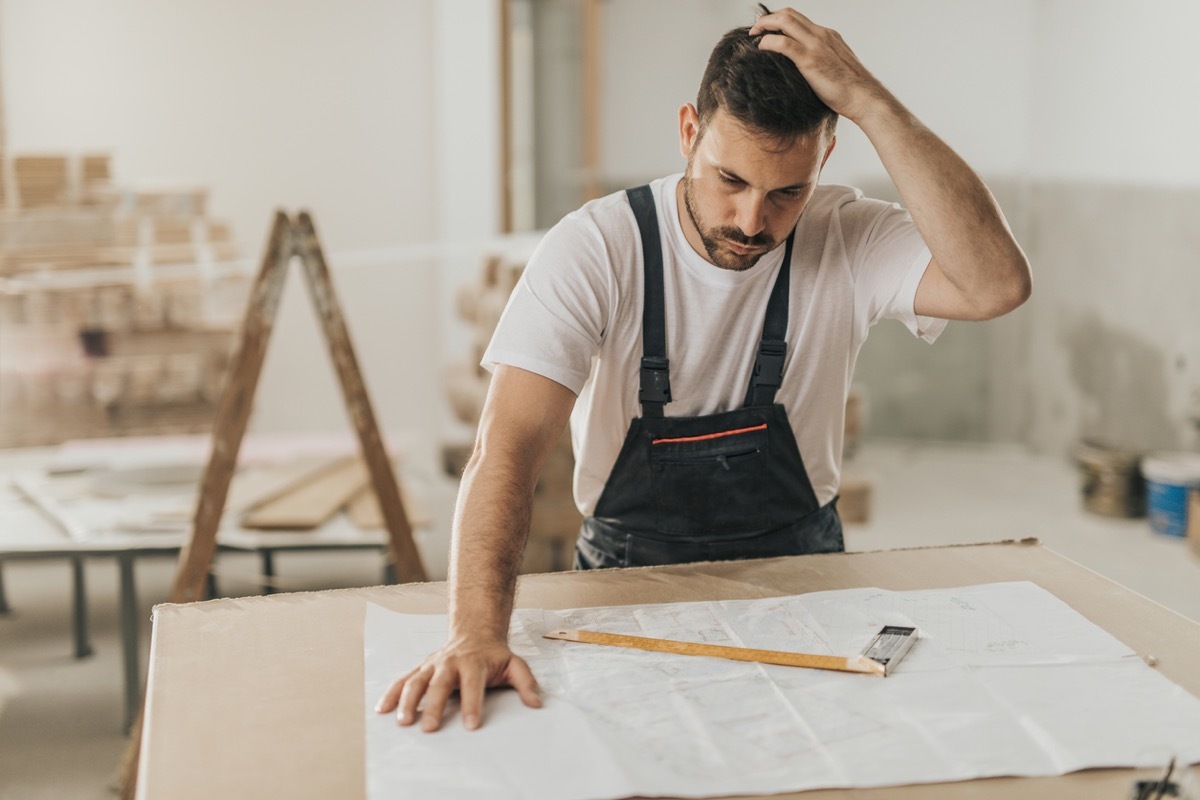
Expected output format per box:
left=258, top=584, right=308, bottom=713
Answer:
left=1141, top=454, right=1200, bottom=537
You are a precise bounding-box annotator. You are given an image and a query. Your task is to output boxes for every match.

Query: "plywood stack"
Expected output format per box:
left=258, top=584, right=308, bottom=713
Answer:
left=446, top=254, right=582, bottom=573
left=0, top=153, right=247, bottom=447
left=14, top=155, right=71, bottom=207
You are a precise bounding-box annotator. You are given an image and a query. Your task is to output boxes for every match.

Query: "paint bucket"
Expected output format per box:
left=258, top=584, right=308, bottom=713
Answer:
left=1141, top=453, right=1200, bottom=537
left=1073, top=441, right=1145, bottom=518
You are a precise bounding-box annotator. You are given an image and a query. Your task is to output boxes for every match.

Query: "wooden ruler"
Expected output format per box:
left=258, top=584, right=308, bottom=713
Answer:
left=543, top=629, right=885, bottom=676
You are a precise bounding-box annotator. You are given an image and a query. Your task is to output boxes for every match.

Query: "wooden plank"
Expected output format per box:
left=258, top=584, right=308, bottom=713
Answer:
left=230, top=457, right=348, bottom=515
left=242, top=456, right=368, bottom=530
left=345, top=479, right=431, bottom=530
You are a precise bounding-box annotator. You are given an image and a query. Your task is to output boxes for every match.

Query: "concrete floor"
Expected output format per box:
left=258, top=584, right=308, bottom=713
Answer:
left=1, top=439, right=1198, bottom=798
left=0, top=550, right=389, bottom=800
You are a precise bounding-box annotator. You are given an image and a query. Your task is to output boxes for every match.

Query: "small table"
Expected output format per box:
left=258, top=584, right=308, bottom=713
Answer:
left=0, top=448, right=398, bottom=731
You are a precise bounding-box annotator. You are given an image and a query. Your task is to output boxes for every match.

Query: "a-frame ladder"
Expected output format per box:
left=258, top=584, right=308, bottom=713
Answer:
left=120, top=210, right=426, bottom=797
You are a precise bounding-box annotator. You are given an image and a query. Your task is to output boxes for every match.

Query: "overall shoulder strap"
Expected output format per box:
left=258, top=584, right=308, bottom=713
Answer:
left=744, top=231, right=796, bottom=407
left=626, top=185, right=670, bottom=418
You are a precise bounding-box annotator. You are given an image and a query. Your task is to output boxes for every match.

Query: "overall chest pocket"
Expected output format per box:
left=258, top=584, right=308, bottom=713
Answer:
left=649, top=423, right=773, bottom=534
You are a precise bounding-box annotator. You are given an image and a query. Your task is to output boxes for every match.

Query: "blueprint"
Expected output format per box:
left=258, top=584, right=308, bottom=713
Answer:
left=363, top=582, right=1200, bottom=799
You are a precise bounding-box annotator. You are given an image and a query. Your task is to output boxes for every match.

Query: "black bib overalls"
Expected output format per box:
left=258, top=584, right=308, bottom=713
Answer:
left=573, top=185, right=845, bottom=570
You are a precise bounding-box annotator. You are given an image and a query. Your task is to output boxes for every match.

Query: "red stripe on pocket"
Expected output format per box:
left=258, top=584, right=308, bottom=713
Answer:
left=652, top=423, right=767, bottom=445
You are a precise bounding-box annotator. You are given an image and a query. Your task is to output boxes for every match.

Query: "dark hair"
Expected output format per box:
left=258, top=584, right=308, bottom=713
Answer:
left=696, top=18, right=836, bottom=145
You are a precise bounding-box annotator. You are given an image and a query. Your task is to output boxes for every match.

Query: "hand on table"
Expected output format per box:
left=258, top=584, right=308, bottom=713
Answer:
left=374, top=637, right=542, bottom=732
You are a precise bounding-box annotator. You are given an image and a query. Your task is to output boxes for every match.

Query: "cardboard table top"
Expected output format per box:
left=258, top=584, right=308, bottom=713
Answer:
left=138, top=540, right=1200, bottom=799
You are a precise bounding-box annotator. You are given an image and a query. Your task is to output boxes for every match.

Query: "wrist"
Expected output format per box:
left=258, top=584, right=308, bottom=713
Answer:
left=448, top=604, right=511, bottom=643
left=847, top=89, right=909, bottom=135
left=447, top=626, right=509, bottom=647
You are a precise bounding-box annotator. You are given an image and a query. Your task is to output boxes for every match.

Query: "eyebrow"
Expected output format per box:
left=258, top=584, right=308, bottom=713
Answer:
left=717, top=166, right=809, bottom=193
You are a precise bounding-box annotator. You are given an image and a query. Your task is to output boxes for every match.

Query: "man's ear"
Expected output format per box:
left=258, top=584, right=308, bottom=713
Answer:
left=821, top=134, right=837, bottom=169
left=678, top=104, right=701, bottom=159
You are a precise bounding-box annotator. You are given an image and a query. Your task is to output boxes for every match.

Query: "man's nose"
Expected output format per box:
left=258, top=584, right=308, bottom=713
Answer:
left=735, top=193, right=767, bottom=238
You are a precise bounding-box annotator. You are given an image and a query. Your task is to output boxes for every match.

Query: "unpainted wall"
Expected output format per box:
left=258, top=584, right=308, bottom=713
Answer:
left=854, top=179, right=1200, bottom=457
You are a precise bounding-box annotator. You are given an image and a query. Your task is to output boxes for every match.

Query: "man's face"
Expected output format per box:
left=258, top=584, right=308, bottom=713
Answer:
left=677, top=106, right=834, bottom=271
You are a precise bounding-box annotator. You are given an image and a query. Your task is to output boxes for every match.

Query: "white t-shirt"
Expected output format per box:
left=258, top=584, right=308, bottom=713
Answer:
left=483, top=174, right=946, bottom=517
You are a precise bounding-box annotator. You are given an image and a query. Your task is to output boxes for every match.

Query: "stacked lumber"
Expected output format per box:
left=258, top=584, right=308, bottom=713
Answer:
left=1, top=161, right=237, bottom=275
left=446, top=252, right=582, bottom=573
left=0, top=153, right=247, bottom=447
left=12, top=153, right=117, bottom=208
left=14, top=155, right=71, bottom=207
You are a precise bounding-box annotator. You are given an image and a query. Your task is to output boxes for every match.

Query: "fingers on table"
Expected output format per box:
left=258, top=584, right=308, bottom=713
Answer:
left=419, top=666, right=458, bottom=732
left=458, top=665, right=487, bottom=731
left=374, top=666, right=418, bottom=714
left=508, top=657, right=543, bottom=709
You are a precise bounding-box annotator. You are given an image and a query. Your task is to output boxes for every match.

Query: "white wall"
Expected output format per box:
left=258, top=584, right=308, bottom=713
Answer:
left=1021, top=0, right=1200, bottom=455
left=1031, top=0, right=1200, bottom=186
left=2, top=0, right=437, bottom=249
left=1, top=0, right=443, bottom=444
left=433, top=0, right=505, bottom=372
left=600, top=0, right=1034, bottom=188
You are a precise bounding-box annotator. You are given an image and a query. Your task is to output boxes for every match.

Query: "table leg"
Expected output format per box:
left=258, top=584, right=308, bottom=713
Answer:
left=71, top=557, right=94, bottom=658
left=118, top=553, right=140, bottom=733
left=260, top=550, right=275, bottom=595
left=0, top=561, right=10, bottom=615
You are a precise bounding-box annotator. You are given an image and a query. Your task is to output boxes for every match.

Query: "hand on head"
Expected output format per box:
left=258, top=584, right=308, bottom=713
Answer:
left=749, top=7, right=887, bottom=125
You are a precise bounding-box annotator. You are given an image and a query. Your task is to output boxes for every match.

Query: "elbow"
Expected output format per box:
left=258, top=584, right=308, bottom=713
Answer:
left=1003, top=256, right=1033, bottom=314
left=976, top=252, right=1032, bottom=320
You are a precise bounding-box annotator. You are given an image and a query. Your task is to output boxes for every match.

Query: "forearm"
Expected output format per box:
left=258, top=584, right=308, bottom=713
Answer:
left=856, top=96, right=1030, bottom=315
left=446, top=447, right=535, bottom=642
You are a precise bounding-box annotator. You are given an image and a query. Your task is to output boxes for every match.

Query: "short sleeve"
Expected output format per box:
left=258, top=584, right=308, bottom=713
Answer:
left=481, top=212, right=612, bottom=395
left=842, top=196, right=947, bottom=344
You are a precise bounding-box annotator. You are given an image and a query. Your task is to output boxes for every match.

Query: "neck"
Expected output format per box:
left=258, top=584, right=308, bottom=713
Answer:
left=675, top=177, right=713, bottom=265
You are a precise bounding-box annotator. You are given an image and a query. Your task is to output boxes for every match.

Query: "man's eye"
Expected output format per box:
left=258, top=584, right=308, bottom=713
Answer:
left=719, top=174, right=742, bottom=186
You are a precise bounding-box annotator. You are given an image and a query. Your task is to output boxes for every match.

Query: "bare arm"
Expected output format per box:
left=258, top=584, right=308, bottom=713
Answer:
left=752, top=9, right=1032, bottom=321
left=374, top=365, right=576, bottom=731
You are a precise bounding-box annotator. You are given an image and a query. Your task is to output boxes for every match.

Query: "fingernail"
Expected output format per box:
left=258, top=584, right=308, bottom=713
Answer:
left=399, top=711, right=412, bottom=725
left=464, top=714, right=479, bottom=730
left=374, top=703, right=383, bottom=713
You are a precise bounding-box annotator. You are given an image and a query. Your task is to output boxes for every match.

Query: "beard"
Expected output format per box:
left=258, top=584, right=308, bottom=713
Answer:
left=682, top=170, right=777, bottom=272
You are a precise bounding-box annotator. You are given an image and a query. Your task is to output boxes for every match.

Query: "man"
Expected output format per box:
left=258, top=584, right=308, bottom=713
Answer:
left=376, top=8, right=1030, bottom=732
